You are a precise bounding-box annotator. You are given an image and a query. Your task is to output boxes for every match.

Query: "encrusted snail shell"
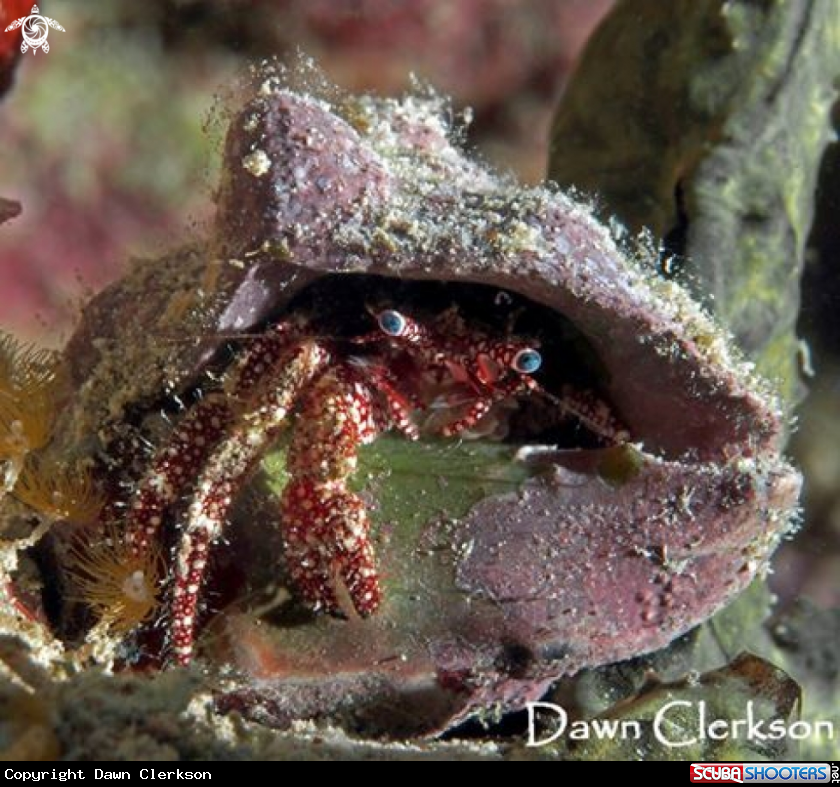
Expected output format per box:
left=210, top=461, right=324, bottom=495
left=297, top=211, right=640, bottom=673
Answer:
left=55, top=78, right=799, bottom=735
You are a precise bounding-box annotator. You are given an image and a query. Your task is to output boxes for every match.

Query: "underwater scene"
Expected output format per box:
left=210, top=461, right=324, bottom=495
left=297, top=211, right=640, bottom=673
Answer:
left=0, top=0, right=836, bottom=764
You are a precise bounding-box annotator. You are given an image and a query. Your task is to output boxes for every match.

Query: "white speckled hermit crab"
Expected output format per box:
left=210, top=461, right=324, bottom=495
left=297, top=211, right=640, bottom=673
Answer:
left=96, top=300, right=626, bottom=666
left=28, top=80, right=798, bottom=734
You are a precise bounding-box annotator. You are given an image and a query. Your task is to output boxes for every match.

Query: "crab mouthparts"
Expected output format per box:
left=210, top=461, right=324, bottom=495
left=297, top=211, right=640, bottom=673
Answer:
left=475, top=354, right=503, bottom=387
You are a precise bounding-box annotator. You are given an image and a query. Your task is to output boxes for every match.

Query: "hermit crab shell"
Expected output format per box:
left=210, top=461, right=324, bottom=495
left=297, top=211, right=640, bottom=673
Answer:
left=62, top=83, right=799, bottom=734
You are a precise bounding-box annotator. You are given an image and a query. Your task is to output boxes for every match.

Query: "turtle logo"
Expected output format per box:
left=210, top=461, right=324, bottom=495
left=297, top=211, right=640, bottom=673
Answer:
left=4, top=5, right=65, bottom=55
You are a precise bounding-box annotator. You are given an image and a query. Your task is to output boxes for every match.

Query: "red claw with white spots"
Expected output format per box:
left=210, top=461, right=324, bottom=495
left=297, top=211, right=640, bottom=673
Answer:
left=112, top=306, right=625, bottom=666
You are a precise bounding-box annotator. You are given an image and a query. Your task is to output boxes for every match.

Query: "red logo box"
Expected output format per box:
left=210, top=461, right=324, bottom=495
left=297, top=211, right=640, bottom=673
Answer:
left=691, top=764, right=744, bottom=784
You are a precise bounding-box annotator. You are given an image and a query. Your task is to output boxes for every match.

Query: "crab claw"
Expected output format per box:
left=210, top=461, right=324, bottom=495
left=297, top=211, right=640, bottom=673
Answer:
left=280, top=478, right=381, bottom=618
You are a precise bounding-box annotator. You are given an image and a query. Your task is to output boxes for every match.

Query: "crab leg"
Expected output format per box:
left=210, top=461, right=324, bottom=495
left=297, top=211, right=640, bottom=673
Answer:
left=434, top=375, right=533, bottom=437
left=280, top=363, right=419, bottom=619
left=281, top=477, right=380, bottom=618
left=439, top=397, right=495, bottom=437
left=279, top=366, right=381, bottom=618
left=124, top=398, right=233, bottom=556
left=347, top=357, right=420, bottom=439
left=439, top=381, right=628, bottom=443
left=547, top=384, right=630, bottom=444
left=124, top=323, right=302, bottom=557
left=167, top=341, right=329, bottom=665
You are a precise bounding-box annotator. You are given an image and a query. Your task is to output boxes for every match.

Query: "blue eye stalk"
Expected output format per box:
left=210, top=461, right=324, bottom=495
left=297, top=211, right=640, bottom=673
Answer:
left=377, top=309, right=407, bottom=337
left=512, top=348, right=542, bottom=374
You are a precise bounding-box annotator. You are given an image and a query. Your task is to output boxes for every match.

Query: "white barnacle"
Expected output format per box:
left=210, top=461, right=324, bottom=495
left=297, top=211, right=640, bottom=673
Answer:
left=242, top=150, right=272, bottom=178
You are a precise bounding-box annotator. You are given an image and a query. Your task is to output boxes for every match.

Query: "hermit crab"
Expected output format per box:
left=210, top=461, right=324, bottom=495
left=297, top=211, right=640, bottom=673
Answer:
left=116, top=300, right=626, bottom=666
left=3, top=71, right=799, bottom=734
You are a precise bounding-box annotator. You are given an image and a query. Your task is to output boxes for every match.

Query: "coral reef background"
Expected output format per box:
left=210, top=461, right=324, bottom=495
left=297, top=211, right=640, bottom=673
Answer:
left=0, top=0, right=609, bottom=341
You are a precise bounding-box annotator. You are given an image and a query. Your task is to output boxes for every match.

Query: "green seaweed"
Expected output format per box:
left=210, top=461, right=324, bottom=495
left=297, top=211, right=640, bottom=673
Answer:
left=263, top=435, right=534, bottom=533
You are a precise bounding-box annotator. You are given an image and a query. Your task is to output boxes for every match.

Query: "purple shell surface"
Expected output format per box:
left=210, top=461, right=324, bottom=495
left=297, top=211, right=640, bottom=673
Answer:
left=60, top=76, right=799, bottom=735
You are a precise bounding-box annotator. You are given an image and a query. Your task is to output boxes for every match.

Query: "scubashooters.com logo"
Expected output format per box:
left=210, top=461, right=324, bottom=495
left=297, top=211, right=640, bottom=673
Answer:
left=4, top=5, right=64, bottom=55
left=690, top=763, right=838, bottom=783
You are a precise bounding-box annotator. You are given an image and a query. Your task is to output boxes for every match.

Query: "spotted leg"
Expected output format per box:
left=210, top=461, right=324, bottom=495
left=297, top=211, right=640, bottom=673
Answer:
left=167, top=341, right=329, bottom=665
left=439, top=398, right=494, bottom=437
left=548, top=384, right=629, bottom=444
left=353, top=359, right=420, bottom=439
left=437, top=376, right=537, bottom=437
left=281, top=477, right=381, bottom=617
left=124, top=398, right=233, bottom=556
left=280, top=364, right=417, bottom=618
left=124, top=322, right=303, bottom=557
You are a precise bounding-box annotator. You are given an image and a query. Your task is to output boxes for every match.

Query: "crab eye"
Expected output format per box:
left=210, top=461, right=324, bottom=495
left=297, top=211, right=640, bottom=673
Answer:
left=377, top=310, right=408, bottom=337
left=512, top=348, right=541, bottom=374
